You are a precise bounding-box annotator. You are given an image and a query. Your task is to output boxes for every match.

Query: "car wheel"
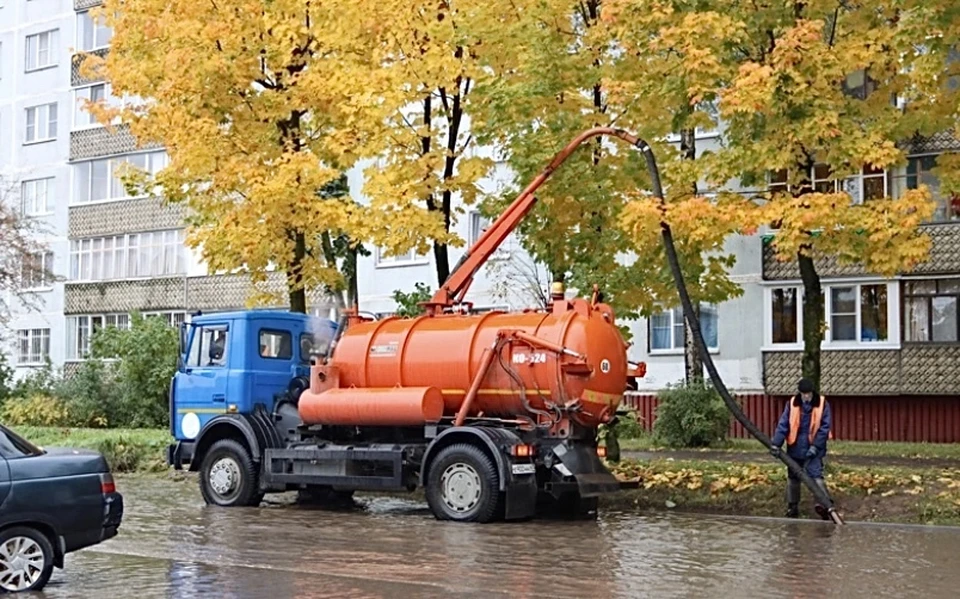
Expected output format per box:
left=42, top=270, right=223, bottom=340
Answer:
left=425, top=443, right=502, bottom=523
left=199, top=439, right=263, bottom=507
left=0, top=526, right=54, bottom=593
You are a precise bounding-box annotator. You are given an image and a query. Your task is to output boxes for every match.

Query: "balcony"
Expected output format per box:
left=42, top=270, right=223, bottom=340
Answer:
left=70, top=123, right=162, bottom=161
left=763, top=346, right=960, bottom=396
left=71, top=47, right=109, bottom=87
left=64, top=273, right=338, bottom=315
left=69, top=197, right=186, bottom=238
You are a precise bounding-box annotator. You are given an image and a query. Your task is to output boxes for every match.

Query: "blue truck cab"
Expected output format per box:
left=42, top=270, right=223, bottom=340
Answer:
left=167, top=310, right=337, bottom=470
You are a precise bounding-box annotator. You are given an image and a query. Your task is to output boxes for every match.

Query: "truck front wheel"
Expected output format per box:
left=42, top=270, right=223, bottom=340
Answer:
left=199, top=439, right=263, bottom=507
left=425, top=443, right=502, bottom=523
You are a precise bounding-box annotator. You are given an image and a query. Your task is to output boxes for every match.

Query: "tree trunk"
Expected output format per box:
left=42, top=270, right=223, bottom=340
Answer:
left=798, top=250, right=823, bottom=390
left=287, top=230, right=308, bottom=313
left=679, top=126, right=702, bottom=383
left=684, top=303, right=703, bottom=382
left=346, top=245, right=359, bottom=308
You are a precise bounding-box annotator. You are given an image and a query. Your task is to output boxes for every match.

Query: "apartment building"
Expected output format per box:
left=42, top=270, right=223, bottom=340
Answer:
left=3, top=2, right=958, bottom=440
left=1, top=0, right=338, bottom=376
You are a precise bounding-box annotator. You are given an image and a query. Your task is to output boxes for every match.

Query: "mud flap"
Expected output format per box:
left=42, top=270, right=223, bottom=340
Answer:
left=504, top=471, right=538, bottom=520
left=551, top=441, right=620, bottom=498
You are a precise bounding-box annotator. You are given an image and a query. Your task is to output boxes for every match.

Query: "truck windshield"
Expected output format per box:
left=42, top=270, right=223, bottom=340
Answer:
left=0, top=425, right=45, bottom=458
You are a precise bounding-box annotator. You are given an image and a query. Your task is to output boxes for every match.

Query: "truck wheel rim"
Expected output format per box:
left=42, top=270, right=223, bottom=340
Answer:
left=210, top=457, right=241, bottom=497
left=0, top=536, right=44, bottom=591
left=440, top=463, right=482, bottom=513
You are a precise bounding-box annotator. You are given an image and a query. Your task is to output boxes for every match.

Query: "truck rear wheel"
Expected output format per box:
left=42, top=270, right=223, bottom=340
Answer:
left=425, top=443, right=502, bottom=523
left=199, top=439, right=263, bottom=507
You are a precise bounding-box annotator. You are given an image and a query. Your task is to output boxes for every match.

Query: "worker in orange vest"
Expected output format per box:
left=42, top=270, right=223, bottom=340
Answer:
left=769, top=378, right=833, bottom=519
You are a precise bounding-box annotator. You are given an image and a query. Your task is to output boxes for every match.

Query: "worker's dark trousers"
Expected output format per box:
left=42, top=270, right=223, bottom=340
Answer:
left=786, top=456, right=832, bottom=506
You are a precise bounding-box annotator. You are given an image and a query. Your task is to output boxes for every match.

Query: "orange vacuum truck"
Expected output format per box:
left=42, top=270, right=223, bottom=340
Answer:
left=174, top=127, right=649, bottom=523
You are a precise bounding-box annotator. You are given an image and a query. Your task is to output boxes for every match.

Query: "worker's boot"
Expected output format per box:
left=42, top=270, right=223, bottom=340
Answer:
left=785, top=479, right=801, bottom=518
left=813, top=478, right=833, bottom=521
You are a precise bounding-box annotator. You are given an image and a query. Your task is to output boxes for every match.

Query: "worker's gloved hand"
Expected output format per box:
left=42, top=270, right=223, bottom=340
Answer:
left=805, top=447, right=818, bottom=459
left=769, top=444, right=781, bottom=458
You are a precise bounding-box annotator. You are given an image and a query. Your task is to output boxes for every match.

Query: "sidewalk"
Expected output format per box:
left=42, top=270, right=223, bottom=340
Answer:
left=621, top=449, right=960, bottom=469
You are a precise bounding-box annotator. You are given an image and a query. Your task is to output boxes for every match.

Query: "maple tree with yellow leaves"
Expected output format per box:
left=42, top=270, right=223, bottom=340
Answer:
left=81, top=0, right=449, bottom=311
left=601, top=0, right=958, bottom=387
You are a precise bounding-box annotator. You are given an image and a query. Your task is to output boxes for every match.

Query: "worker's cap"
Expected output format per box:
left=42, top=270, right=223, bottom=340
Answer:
left=798, top=378, right=815, bottom=394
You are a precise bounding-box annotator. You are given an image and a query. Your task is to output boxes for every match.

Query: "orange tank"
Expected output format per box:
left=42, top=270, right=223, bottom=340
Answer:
left=297, top=298, right=629, bottom=429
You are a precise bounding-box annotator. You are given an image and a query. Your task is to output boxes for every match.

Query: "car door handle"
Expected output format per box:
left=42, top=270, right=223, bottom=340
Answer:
left=212, top=394, right=226, bottom=402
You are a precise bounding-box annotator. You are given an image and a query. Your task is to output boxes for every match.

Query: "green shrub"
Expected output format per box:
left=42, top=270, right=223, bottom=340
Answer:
left=12, top=360, right=59, bottom=399
left=55, top=360, right=120, bottom=428
left=94, top=436, right=167, bottom=473
left=0, top=353, right=14, bottom=409
left=392, top=282, right=432, bottom=318
left=614, top=408, right=646, bottom=439
left=0, top=395, right=72, bottom=427
left=653, top=380, right=730, bottom=448
left=91, top=312, right=178, bottom=428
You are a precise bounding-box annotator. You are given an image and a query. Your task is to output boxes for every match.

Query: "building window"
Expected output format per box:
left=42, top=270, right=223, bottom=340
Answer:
left=69, top=229, right=185, bottom=281
left=77, top=11, right=112, bottom=51
left=375, top=246, right=428, bottom=267
left=842, top=69, right=878, bottom=100
left=25, top=102, right=57, bottom=143
left=25, top=30, right=58, bottom=71
left=73, top=151, right=168, bottom=204
left=904, top=280, right=960, bottom=343
left=769, top=165, right=887, bottom=203
left=827, top=284, right=888, bottom=342
left=890, top=155, right=960, bottom=223
left=21, top=177, right=54, bottom=216
left=143, top=311, right=186, bottom=327
left=74, top=83, right=107, bottom=128
left=20, top=251, right=53, bottom=289
left=66, top=313, right=130, bottom=360
left=771, top=287, right=799, bottom=344
left=17, top=329, right=50, bottom=364
left=649, top=306, right=718, bottom=352
left=468, top=211, right=510, bottom=258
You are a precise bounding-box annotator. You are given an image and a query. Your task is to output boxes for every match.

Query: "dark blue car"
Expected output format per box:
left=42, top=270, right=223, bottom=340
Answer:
left=0, top=425, right=123, bottom=592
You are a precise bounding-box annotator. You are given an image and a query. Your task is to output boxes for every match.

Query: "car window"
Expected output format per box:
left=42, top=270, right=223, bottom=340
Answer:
left=259, top=329, right=292, bottom=359
left=0, top=425, right=45, bottom=458
left=187, top=325, right=228, bottom=368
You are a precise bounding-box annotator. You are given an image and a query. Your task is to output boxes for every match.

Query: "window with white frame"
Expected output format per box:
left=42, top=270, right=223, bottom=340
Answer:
left=69, top=229, right=185, bottom=281
left=143, top=311, right=186, bottom=327
left=25, top=30, right=58, bottom=71
left=17, top=329, right=50, bottom=364
left=827, top=284, right=888, bottom=342
left=468, top=211, right=511, bottom=257
left=73, top=151, right=168, bottom=204
left=77, top=10, right=112, bottom=51
left=769, top=164, right=887, bottom=203
left=25, top=102, right=57, bottom=143
left=66, top=314, right=129, bottom=360
left=74, top=83, right=107, bottom=128
left=770, top=287, right=800, bottom=344
left=890, top=155, right=960, bottom=223
left=21, top=251, right=53, bottom=289
left=649, top=305, right=718, bottom=352
left=21, top=177, right=54, bottom=216
left=375, top=246, right=429, bottom=267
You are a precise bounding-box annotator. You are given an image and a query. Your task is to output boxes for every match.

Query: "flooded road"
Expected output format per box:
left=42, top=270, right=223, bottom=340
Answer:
left=34, top=475, right=960, bottom=598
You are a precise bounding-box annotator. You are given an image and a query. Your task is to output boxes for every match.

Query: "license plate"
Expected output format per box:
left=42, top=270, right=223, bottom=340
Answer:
left=511, top=463, right=536, bottom=475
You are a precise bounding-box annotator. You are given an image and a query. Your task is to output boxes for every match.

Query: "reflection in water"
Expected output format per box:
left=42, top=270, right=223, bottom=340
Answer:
left=34, top=476, right=960, bottom=599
